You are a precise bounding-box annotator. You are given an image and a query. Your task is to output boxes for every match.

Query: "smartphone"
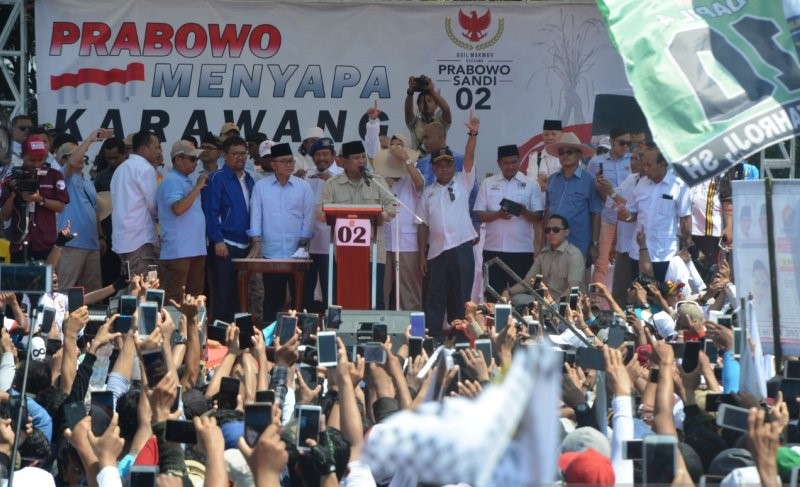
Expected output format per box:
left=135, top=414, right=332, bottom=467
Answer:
left=120, top=295, right=138, bottom=316
left=786, top=360, right=800, bottom=380
left=606, top=326, right=626, bottom=348
left=46, top=338, right=62, bottom=355
left=558, top=299, right=568, bottom=318
left=278, top=315, right=298, bottom=344
left=704, top=393, right=736, bottom=412
left=569, top=292, right=579, bottom=311
left=165, top=419, right=197, bottom=444
left=299, top=363, right=318, bottom=389
left=643, top=435, right=677, bottom=485
left=409, top=337, right=423, bottom=359
left=147, top=264, right=158, bottom=282
left=494, top=304, right=512, bottom=333
left=325, top=305, right=342, bottom=330
left=130, top=466, right=158, bottom=487
left=372, top=323, right=388, bottom=344
left=350, top=344, right=365, bottom=362
left=291, top=311, right=313, bottom=336
left=234, top=313, right=254, bottom=350
left=423, top=337, right=434, bottom=356
left=716, top=403, right=751, bottom=433
left=255, top=390, right=276, bottom=404
left=40, top=306, right=56, bottom=335
left=218, top=377, right=240, bottom=410
left=63, top=401, right=86, bottom=431
left=682, top=341, right=703, bottom=373
left=576, top=347, right=605, bottom=370
left=649, top=368, right=660, bottom=383
left=410, top=312, right=425, bottom=337
left=363, top=343, right=387, bottom=364
left=588, top=283, right=599, bottom=294
left=733, top=327, right=742, bottom=356
left=67, top=287, right=85, bottom=313
left=164, top=305, right=182, bottom=331
left=114, top=315, right=133, bottom=334
left=704, top=339, right=719, bottom=364
left=138, top=302, right=158, bottom=337
left=108, top=297, right=120, bottom=317
left=90, top=390, right=114, bottom=436
left=141, top=349, right=168, bottom=387
left=207, top=319, right=229, bottom=343
left=245, top=403, right=272, bottom=447
left=475, top=338, right=493, bottom=367
left=780, top=378, right=800, bottom=418
left=598, top=162, right=604, bottom=174
left=145, top=289, right=165, bottom=312
left=564, top=350, right=576, bottom=367
left=669, top=342, right=686, bottom=359
left=121, top=260, right=131, bottom=282
left=717, top=315, right=733, bottom=329
left=316, top=331, right=338, bottom=367
left=296, top=405, right=321, bottom=452
left=533, top=274, right=543, bottom=291
left=172, top=385, right=182, bottom=413
left=623, top=439, right=643, bottom=460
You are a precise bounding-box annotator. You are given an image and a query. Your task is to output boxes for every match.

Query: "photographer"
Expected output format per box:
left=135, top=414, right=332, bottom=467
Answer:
left=0, top=135, right=69, bottom=262
left=404, top=75, right=452, bottom=154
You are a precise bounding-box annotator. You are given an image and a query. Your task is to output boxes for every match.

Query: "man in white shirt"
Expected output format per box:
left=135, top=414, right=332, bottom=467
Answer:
left=303, top=137, right=342, bottom=311
left=525, top=119, right=562, bottom=254
left=373, top=134, right=424, bottom=311
left=618, top=143, right=692, bottom=282
left=474, top=144, right=542, bottom=300
left=418, top=113, right=479, bottom=342
left=110, top=131, right=161, bottom=277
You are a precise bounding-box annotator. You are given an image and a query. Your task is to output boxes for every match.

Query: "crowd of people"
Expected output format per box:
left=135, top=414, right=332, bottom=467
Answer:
left=0, top=71, right=788, bottom=487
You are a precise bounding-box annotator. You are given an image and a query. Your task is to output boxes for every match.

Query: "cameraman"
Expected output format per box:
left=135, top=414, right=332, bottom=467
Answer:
left=404, top=75, right=452, bottom=154
left=0, top=136, right=69, bottom=262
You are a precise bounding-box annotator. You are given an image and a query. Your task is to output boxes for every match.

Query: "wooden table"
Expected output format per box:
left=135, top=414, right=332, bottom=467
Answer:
left=232, top=259, right=312, bottom=316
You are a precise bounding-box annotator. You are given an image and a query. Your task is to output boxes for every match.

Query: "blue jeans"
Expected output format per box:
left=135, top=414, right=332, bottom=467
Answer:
left=210, top=244, right=249, bottom=322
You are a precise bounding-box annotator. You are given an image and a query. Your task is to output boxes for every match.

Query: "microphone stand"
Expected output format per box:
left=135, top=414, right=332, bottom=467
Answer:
left=369, top=174, right=423, bottom=311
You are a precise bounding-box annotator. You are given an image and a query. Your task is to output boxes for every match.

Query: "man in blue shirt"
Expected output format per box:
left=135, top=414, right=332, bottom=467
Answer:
left=55, top=132, right=105, bottom=291
left=203, top=136, right=255, bottom=322
left=158, top=140, right=208, bottom=304
left=247, top=143, right=315, bottom=322
left=544, top=133, right=602, bottom=261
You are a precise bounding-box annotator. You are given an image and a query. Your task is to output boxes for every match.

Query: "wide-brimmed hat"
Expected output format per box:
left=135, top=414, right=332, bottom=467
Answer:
left=373, top=147, right=420, bottom=179
left=545, top=132, right=595, bottom=158
left=96, top=191, right=112, bottom=221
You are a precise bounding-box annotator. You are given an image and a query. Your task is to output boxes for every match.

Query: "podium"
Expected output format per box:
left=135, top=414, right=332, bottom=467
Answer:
left=323, top=204, right=383, bottom=309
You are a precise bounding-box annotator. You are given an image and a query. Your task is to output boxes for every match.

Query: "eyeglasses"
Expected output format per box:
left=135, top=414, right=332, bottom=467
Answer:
left=447, top=186, right=455, bottom=202
left=201, top=144, right=220, bottom=151
left=273, top=158, right=295, bottom=165
left=615, top=139, right=633, bottom=147
left=544, top=227, right=564, bottom=234
left=227, top=151, right=248, bottom=158
left=558, top=149, right=579, bottom=156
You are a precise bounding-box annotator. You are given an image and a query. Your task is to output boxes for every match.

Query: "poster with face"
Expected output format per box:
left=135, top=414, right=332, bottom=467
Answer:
left=771, top=181, right=800, bottom=355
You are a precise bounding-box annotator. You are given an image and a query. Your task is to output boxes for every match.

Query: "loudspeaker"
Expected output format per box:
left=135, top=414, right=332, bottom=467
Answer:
left=335, top=310, right=415, bottom=352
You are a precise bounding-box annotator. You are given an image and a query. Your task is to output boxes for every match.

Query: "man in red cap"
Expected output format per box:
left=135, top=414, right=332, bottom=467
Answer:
left=558, top=448, right=615, bottom=486
left=0, top=135, right=69, bottom=262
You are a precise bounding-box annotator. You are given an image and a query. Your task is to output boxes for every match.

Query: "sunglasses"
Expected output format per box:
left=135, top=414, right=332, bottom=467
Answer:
left=544, top=227, right=564, bottom=234
left=447, top=186, right=455, bottom=202
left=615, top=139, right=633, bottom=147
left=558, top=149, right=579, bottom=156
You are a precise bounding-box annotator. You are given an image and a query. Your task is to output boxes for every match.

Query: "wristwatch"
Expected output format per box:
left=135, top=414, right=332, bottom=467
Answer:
left=174, top=334, right=187, bottom=345
left=592, top=240, right=599, bottom=247
left=405, top=159, right=413, bottom=166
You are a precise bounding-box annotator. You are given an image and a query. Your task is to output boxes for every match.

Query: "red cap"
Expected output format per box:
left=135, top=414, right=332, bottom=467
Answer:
left=23, top=136, right=48, bottom=157
left=637, top=344, right=652, bottom=367
left=558, top=448, right=615, bottom=486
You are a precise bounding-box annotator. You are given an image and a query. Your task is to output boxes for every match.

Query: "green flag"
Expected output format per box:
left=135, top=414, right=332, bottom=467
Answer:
left=597, top=0, right=800, bottom=185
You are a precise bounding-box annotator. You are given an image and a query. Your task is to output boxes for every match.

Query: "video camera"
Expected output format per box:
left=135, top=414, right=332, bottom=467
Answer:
left=9, top=167, right=38, bottom=194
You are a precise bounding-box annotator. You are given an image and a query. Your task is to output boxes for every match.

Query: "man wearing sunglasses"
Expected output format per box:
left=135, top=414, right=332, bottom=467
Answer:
left=156, top=140, right=207, bottom=303
left=543, top=133, right=602, bottom=263
left=507, top=214, right=584, bottom=301
left=586, top=128, right=633, bottom=288
left=10, top=115, right=34, bottom=167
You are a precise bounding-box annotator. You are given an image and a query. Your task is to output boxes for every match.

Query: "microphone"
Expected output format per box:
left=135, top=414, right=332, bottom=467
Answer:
left=360, top=166, right=372, bottom=186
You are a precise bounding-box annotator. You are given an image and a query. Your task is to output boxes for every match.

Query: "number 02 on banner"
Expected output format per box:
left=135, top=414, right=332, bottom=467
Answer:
left=334, top=219, right=371, bottom=247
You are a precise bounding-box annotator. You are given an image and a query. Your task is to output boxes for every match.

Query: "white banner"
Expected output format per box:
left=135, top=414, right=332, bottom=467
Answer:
left=35, top=0, right=630, bottom=176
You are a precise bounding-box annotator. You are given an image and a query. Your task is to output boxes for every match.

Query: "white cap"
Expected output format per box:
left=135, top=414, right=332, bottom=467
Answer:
left=303, top=127, right=324, bottom=141
left=258, top=140, right=276, bottom=158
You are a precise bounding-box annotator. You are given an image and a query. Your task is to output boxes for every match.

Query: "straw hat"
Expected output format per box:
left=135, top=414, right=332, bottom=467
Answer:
left=373, top=147, right=420, bottom=179
left=544, top=132, right=595, bottom=158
